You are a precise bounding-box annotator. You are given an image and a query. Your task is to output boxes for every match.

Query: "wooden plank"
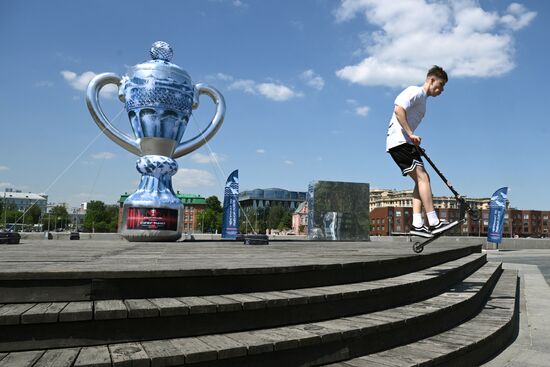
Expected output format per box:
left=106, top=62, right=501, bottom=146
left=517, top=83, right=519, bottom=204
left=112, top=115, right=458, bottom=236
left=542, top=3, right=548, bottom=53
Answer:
left=246, top=291, right=290, bottom=307
left=176, top=296, right=217, bottom=314
left=221, top=293, right=266, bottom=310
left=21, top=302, right=68, bottom=324
left=198, top=334, right=248, bottom=359
left=356, top=354, right=414, bottom=367
left=314, top=318, right=362, bottom=340
left=73, top=346, right=111, bottom=367
left=148, top=298, right=188, bottom=317
left=291, top=323, right=342, bottom=344
left=59, top=301, right=93, bottom=322
left=268, top=290, right=308, bottom=305
left=225, top=331, right=274, bottom=355
left=0, top=351, right=44, bottom=367
left=95, top=300, right=128, bottom=320
left=201, top=295, right=242, bottom=312
left=273, top=326, right=321, bottom=348
left=285, top=289, right=326, bottom=304
left=0, top=303, right=36, bottom=325
left=109, top=342, right=149, bottom=367
left=33, top=348, right=80, bottom=367
left=141, top=339, right=185, bottom=367
left=124, top=299, right=159, bottom=318
left=170, top=337, right=218, bottom=364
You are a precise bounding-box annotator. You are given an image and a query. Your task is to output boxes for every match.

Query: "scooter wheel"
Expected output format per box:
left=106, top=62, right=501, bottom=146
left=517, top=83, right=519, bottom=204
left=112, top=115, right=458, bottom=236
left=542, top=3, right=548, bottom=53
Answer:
left=413, top=242, right=424, bottom=253
left=469, top=209, right=481, bottom=222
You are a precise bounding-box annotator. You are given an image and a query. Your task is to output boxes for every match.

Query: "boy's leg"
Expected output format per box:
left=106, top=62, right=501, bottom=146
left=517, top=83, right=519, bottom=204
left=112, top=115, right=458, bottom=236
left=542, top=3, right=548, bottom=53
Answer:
left=408, top=166, right=434, bottom=213
left=409, top=165, right=449, bottom=232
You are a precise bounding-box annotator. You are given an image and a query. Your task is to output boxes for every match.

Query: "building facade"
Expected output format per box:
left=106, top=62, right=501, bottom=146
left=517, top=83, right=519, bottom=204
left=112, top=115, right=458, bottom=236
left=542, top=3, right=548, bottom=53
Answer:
left=2, top=189, right=48, bottom=213
left=117, top=193, right=207, bottom=233
left=239, top=188, right=307, bottom=210
left=370, top=206, right=550, bottom=238
left=292, top=201, right=308, bottom=235
left=370, top=188, right=490, bottom=211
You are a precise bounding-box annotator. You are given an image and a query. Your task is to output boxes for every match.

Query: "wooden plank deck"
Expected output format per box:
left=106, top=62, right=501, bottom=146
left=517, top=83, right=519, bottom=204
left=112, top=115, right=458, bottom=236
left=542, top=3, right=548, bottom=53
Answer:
left=0, top=240, right=482, bottom=280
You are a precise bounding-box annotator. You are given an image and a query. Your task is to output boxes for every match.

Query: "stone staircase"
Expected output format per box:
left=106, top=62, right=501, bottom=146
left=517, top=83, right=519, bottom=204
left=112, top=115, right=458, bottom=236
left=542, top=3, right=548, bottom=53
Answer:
left=0, top=243, right=518, bottom=366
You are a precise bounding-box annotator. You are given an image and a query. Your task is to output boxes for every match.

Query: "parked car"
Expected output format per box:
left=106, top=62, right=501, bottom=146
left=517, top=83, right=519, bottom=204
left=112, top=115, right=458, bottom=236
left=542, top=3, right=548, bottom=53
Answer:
left=0, top=231, right=21, bottom=245
left=69, top=232, right=80, bottom=240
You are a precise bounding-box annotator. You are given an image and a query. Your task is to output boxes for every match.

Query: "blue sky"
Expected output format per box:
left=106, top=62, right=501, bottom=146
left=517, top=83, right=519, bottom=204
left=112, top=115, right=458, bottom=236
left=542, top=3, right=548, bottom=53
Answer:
left=0, top=0, right=548, bottom=210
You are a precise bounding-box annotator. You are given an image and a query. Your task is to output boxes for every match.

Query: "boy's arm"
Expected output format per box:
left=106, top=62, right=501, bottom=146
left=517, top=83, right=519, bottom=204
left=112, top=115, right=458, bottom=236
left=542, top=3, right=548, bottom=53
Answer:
left=394, top=105, right=421, bottom=146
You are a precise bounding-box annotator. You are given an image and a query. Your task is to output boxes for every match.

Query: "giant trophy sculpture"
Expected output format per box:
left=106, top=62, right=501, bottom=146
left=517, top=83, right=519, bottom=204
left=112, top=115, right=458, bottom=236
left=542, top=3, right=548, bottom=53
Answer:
left=86, top=41, right=226, bottom=241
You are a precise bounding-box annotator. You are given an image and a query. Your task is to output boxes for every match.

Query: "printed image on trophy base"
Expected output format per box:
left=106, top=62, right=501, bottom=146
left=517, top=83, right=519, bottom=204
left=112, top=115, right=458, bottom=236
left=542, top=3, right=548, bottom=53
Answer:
left=121, top=205, right=182, bottom=242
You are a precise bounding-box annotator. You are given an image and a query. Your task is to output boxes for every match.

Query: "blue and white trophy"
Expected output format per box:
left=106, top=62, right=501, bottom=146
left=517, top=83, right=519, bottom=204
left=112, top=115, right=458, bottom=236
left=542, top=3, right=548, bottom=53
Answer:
left=86, top=41, right=226, bottom=242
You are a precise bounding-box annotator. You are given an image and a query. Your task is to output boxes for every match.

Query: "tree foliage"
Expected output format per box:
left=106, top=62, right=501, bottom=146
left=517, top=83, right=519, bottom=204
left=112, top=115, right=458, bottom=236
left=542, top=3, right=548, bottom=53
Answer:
left=239, top=205, right=293, bottom=234
left=195, top=196, right=223, bottom=233
left=83, top=200, right=119, bottom=233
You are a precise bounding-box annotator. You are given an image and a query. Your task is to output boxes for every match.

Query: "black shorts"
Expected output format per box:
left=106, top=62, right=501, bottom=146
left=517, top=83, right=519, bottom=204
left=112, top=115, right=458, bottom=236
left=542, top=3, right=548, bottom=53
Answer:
left=388, top=143, right=424, bottom=176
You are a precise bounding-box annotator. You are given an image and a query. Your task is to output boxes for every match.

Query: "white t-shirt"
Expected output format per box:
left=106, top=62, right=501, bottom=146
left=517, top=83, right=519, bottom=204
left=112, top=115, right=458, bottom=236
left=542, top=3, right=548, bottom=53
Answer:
left=386, top=86, right=427, bottom=151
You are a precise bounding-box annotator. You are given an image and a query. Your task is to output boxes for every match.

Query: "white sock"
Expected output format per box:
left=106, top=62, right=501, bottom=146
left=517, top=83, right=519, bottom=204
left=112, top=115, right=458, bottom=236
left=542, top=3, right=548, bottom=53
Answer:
left=427, top=211, right=439, bottom=226
left=412, top=213, right=424, bottom=228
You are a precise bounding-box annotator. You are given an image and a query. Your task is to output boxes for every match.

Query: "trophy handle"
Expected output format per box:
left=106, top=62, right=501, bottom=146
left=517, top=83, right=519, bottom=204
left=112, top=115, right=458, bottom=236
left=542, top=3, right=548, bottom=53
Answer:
left=173, top=84, right=226, bottom=159
left=86, top=73, right=141, bottom=156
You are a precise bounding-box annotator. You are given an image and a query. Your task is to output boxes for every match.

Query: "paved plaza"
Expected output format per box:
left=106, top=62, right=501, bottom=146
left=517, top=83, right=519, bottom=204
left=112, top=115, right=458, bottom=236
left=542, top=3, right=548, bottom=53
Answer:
left=483, top=249, right=550, bottom=366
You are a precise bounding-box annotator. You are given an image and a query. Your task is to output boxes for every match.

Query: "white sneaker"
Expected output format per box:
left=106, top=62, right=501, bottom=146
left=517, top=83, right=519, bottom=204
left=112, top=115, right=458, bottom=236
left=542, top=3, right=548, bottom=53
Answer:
left=410, top=225, right=433, bottom=238
left=430, top=220, right=451, bottom=235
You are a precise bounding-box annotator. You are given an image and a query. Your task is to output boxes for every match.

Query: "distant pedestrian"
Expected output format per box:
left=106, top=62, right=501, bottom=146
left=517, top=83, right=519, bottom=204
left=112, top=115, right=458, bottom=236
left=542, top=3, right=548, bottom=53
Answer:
left=386, top=65, right=453, bottom=237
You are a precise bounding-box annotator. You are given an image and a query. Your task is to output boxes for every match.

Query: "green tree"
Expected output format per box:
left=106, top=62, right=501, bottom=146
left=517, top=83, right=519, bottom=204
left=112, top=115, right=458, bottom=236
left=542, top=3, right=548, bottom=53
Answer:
left=26, top=204, right=42, bottom=224
left=196, top=196, right=223, bottom=233
left=206, top=196, right=222, bottom=212
left=83, top=201, right=119, bottom=233
left=268, top=205, right=292, bottom=230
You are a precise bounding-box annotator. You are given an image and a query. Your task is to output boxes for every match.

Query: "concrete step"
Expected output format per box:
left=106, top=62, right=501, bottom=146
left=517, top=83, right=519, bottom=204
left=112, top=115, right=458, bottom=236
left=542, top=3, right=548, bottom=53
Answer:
left=0, top=244, right=482, bottom=303
left=0, top=261, right=503, bottom=366
left=0, top=254, right=486, bottom=352
left=327, top=269, right=518, bottom=367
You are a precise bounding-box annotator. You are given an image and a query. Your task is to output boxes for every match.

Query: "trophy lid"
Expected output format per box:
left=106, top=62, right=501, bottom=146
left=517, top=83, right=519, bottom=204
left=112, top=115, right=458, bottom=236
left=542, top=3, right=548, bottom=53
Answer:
left=125, top=41, right=192, bottom=86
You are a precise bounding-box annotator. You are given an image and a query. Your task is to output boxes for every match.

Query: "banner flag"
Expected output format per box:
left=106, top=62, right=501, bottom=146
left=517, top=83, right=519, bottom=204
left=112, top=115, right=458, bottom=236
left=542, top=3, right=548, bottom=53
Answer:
left=487, top=187, right=508, bottom=244
left=222, top=170, right=239, bottom=239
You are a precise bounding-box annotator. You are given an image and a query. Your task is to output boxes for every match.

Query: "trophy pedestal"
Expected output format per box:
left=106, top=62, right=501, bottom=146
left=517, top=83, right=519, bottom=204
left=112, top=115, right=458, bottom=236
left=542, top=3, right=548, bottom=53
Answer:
left=120, top=155, right=183, bottom=242
left=121, top=204, right=183, bottom=242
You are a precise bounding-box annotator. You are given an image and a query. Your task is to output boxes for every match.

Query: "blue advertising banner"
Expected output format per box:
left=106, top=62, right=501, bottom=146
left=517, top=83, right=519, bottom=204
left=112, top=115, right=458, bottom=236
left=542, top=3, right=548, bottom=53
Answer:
left=222, top=170, right=239, bottom=239
left=487, top=187, right=508, bottom=244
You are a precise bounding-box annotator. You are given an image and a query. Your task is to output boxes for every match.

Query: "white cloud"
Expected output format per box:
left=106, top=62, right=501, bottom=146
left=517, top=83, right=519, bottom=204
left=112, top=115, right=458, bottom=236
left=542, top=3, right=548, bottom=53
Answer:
left=0, top=166, right=8, bottom=171
left=190, top=152, right=227, bottom=164
left=335, top=0, right=536, bottom=87
left=284, top=160, right=294, bottom=165
left=172, top=168, right=216, bottom=188
left=256, top=149, right=265, bottom=154
left=257, top=83, right=302, bottom=101
left=61, top=70, right=118, bottom=96
left=355, top=106, right=370, bottom=117
left=91, top=152, right=116, bottom=160
left=300, top=69, right=325, bottom=90
left=228, top=79, right=257, bottom=94
left=229, top=79, right=302, bottom=101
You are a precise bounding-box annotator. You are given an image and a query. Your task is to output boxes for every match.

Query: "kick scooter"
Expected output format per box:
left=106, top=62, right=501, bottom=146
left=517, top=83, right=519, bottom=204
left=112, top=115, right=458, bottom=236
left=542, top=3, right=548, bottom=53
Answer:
left=411, top=146, right=480, bottom=253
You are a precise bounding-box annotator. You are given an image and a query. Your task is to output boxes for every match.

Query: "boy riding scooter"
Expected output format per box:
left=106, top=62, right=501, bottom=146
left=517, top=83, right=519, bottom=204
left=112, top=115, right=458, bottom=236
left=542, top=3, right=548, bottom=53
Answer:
left=386, top=65, right=454, bottom=238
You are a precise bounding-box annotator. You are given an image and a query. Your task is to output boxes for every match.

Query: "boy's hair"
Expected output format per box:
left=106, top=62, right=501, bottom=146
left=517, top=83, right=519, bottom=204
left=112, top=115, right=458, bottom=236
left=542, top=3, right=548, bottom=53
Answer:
left=427, top=65, right=448, bottom=83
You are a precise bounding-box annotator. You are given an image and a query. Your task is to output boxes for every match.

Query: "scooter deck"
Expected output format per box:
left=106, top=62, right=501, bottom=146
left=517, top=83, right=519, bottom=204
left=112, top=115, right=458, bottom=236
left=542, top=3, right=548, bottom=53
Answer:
left=391, top=232, right=433, bottom=239
left=412, top=220, right=464, bottom=253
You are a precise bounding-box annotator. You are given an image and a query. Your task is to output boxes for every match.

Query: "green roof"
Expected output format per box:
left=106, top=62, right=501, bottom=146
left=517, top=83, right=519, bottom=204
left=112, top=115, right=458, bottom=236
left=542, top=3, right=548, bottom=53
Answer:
left=118, top=193, right=207, bottom=205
